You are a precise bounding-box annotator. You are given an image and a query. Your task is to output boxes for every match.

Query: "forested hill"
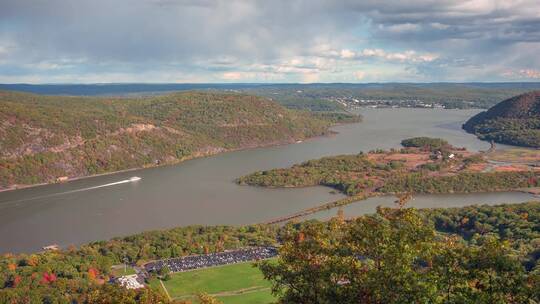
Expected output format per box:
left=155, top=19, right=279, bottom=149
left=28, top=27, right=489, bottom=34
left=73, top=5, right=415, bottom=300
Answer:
left=0, top=90, right=359, bottom=190
left=463, top=91, right=540, bottom=147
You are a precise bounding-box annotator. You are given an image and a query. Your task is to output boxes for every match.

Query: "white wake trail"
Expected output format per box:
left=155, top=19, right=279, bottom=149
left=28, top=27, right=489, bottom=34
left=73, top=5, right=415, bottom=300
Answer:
left=0, top=177, right=141, bottom=207
left=65, top=178, right=135, bottom=193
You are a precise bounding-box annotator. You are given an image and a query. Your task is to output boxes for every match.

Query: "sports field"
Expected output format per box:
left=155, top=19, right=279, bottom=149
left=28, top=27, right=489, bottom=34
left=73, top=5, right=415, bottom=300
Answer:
left=150, top=261, right=275, bottom=304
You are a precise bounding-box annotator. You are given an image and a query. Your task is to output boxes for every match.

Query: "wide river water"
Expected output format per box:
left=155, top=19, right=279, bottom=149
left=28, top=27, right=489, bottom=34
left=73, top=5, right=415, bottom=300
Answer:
left=0, top=108, right=537, bottom=253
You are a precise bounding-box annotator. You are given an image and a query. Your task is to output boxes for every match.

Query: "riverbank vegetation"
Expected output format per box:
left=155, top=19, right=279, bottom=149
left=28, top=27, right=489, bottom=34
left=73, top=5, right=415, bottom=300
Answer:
left=0, top=90, right=360, bottom=190
left=237, top=137, right=540, bottom=197
left=0, top=225, right=279, bottom=303
left=400, top=136, right=449, bottom=150
left=1, top=202, right=539, bottom=302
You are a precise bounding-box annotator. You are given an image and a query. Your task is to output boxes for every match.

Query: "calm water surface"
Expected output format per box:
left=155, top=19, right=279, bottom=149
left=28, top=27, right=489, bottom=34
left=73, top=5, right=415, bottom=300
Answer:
left=0, top=108, right=536, bottom=253
left=306, top=192, right=537, bottom=221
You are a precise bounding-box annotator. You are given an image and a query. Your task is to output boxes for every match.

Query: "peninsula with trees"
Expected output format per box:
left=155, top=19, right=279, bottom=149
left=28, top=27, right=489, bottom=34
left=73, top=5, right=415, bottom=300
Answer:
left=238, top=137, right=540, bottom=203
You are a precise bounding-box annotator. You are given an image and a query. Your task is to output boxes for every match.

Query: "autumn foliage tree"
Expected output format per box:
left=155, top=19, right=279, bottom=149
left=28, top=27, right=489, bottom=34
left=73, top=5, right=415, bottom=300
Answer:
left=260, top=207, right=538, bottom=304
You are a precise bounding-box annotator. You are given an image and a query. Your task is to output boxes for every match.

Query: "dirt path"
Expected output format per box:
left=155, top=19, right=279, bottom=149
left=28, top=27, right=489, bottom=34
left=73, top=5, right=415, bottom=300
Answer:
left=172, top=286, right=271, bottom=300
left=159, top=279, right=172, bottom=301
left=210, top=286, right=270, bottom=297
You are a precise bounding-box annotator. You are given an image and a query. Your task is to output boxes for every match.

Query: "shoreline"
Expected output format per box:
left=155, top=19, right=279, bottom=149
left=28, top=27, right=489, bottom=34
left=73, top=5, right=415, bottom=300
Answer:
left=0, top=127, right=343, bottom=194
left=259, top=188, right=540, bottom=225
left=5, top=189, right=538, bottom=254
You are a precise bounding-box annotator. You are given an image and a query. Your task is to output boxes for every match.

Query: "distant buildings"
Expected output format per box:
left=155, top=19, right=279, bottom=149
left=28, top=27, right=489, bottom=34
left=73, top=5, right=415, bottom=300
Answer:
left=327, top=96, right=447, bottom=109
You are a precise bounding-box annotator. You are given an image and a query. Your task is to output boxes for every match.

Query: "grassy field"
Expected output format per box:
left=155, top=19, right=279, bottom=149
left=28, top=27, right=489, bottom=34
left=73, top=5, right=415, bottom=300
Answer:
left=216, top=288, right=275, bottom=304
left=150, top=261, right=275, bottom=304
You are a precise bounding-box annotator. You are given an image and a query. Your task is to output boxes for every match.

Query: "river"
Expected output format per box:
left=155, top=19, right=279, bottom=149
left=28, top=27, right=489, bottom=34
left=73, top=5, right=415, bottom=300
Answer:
left=0, top=108, right=537, bottom=253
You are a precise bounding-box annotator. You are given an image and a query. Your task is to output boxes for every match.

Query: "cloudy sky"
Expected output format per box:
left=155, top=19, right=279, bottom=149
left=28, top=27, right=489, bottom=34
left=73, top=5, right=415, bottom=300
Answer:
left=1, top=0, right=540, bottom=83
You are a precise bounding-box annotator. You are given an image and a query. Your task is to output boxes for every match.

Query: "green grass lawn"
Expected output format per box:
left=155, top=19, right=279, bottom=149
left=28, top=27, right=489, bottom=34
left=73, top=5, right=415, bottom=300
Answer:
left=217, top=289, right=276, bottom=304
left=152, top=261, right=275, bottom=303
left=217, top=289, right=274, bottom=304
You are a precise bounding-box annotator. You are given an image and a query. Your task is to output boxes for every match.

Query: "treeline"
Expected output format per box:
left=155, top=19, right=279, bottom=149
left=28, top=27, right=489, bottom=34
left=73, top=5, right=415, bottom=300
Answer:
left=0, top=90, right=358, bottom=189
left=425, top=202, right=540, bottom=260
left=4, top=83, right=540, bottom=110
left=467, top=118, right=540, bottom=147
left=425, top=202, right=540, bottom=283
left=312, top=111, right=362, bottom=124
left=381, top=171, right=540, bottom=194
left=261, top=205, right=540, bottom=303
left=237, top=153, right=388, bottom=195
left=266, top=96, right=345, bottom=112
left=0, top=225, right=279, bottom=303
left=241, top=83, right=540, bottom=109
left=400, top=136, right=449, bottom=151
left=1, top=201, right=540, bottom=303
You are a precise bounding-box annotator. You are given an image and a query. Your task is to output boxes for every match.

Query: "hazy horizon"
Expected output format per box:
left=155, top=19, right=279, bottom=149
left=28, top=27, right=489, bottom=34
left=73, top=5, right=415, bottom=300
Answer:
left=2, top=81, right=540, bottom=85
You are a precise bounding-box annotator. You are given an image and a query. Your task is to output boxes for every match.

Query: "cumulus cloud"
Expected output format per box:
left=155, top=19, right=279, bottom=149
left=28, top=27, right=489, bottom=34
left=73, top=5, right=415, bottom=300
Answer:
left=521, top=69, right=540, bottom=79
left=221, top=72, right=247, bottom=80
left=502, top=69, right=540, bottom=79
left=340, top=49, right=356, bottom=59
left=359, top=49, right=438, bottom=63
left=0, top=0, right=539, bottom=82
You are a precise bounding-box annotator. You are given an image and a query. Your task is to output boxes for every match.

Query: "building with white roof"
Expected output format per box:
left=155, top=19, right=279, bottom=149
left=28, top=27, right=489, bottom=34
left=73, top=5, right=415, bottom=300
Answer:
left=116, top=274, right=144, bottom=289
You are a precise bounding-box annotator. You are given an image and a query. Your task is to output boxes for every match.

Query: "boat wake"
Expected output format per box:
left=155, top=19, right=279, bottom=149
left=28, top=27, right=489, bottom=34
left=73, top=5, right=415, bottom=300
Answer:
left=66, top=177, right=141, bottom=193
left=0, top=177, right=141, bottom=207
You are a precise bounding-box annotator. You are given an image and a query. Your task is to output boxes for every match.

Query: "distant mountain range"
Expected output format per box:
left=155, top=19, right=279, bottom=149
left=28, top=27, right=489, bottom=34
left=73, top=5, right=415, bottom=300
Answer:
left=2, top=82, right=540, bottom=96
left=3, top=82, right=540, bottom=110
left=463, top=91, right=540, bottom=147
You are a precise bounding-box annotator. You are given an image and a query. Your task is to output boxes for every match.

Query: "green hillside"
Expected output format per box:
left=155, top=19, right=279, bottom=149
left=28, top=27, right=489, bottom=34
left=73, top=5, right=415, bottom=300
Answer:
left=463, top=91, right=540, bottom=147
left=0, top=90, right=359, bottom=190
